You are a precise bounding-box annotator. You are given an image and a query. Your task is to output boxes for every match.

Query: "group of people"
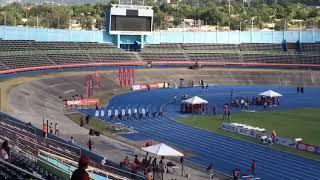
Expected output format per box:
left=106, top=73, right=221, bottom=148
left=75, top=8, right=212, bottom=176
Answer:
left=120, top=152, right=168, bottom=180
left=233, top=160, right=257, bottom=180
left=42, top=121, right=59, bottom=138
left=80, top=115, right=91, bottom=127
left=231, top=97, right=252, bottom=109
left=296, top=86, right=304, bottom=94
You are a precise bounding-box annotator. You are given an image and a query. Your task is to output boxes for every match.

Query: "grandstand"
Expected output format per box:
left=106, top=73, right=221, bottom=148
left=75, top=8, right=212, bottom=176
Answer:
left=0, top=39, right=320, bottom=74
left=0, top=113, right=145, bottom=180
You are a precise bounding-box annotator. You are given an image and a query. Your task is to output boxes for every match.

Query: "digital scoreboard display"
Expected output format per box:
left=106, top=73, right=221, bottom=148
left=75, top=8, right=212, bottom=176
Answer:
left=106, top=5, right=153, bottom=35
left=111, top=16, right=152, bottom=32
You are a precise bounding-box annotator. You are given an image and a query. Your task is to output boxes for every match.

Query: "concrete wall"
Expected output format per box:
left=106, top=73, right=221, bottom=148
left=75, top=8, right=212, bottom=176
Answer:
left=1, top=26, right=320, bottom=44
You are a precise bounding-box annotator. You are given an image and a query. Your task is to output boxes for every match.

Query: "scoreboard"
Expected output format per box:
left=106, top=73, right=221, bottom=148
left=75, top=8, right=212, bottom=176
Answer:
left=106, top=5, right=153, bottom=35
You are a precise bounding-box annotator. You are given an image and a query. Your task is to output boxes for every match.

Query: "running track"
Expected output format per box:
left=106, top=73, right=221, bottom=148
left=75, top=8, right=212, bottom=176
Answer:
left=81, top=85, right=320, bottom=180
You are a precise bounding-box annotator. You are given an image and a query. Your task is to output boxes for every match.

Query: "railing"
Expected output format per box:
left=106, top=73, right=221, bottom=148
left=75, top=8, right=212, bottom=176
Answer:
left=0, top=159, right=45, bottom=180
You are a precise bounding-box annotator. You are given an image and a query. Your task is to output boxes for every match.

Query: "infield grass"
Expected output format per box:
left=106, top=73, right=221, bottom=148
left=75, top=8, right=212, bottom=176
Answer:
left=177, top=108, right=320, bottom=160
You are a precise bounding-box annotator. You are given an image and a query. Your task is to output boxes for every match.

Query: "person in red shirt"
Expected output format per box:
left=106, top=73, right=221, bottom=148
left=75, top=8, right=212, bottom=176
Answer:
left=131, top=162, right=137, bottom=179
left=251, top=160, right=256, bottom=177
left=71, top=155, right=90, bottom=180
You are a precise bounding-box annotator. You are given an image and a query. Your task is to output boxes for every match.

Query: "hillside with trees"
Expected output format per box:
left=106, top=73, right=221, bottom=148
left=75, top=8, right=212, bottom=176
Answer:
left=0, top=0, right=320, bottom=31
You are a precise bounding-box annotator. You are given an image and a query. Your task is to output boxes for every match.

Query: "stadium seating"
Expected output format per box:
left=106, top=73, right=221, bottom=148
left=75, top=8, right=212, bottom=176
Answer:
left=182, top=43, right=239, bottom=51
left=188, top=53, right=241, bottom=62
left=139, top=52, right=187, bottom=61
left=300, top=43, right=320, bottom=52
left=240, top=43, right=283, bottom=51
left=0, top=159, right=42, bottom=180
left=144, top=43, right=182, bottom=50
left=0, top=40, right=319, bottom=72
left=0, top=40, right=34, bottom=52
left=0, top=114, right=145, bottom=180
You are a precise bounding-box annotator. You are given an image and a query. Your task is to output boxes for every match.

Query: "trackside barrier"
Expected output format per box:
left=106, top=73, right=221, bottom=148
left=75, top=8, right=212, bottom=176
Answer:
left=0, top=61, right=319, bottom=76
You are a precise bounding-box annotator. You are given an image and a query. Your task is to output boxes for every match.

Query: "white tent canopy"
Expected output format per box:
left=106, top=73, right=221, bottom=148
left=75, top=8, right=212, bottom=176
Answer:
left=182, top=96, right=208, bottom=105
left=258, top=90, right=283, bottom=97
left=141, top=143, right=184, bottom=157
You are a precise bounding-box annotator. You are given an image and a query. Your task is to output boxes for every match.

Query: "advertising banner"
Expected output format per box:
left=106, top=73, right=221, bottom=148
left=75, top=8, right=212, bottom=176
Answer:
left=67, top=99, right=100, bottom=106
left=297, top=143, right=307, bottom=151
left=222, top=123, right=236, bottom=132
left=274, top=137, right=297, bottom=148
left=132, top=85, right=141, bottom=91
left=306, top=145, right=317, bottom=153
left=149, top=84, right=159, bottom=89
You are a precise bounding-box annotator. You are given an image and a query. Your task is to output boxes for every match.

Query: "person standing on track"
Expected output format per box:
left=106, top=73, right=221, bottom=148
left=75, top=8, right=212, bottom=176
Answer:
left=88, top=138, right=94, bottom=151
left=251, top=160, right=256, bottom=177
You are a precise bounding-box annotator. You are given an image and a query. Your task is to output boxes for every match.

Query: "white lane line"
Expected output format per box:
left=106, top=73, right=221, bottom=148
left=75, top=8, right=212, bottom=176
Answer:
left=49, top=83, right=64, bottom=88
left=64, top=90, right=75, bottom=94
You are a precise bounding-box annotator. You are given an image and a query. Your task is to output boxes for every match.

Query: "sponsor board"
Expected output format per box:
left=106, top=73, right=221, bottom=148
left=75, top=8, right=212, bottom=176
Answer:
left=297, top=143, right=318, bottom=153
left=132, top=82, right=169, bottom=91
left=274, top=137, right=297, bottom=148
left=149, top=84, right=159, bottom=89
left=297, top=143, right=307, bottom=151
left=306, top=145, right=316, bottom=153
left=132, top=85, right=141, bottom=90
left=222, top=123, right=236, bottom=132
left=67, top=99, right=100, bottom=106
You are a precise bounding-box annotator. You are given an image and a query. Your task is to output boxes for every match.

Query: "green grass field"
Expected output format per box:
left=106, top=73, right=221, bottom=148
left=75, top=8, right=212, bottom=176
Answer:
left=177, top=108, right=320, bottom=160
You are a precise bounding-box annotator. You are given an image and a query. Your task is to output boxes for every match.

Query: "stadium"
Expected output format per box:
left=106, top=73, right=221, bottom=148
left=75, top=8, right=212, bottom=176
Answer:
left=1, top=1, right=320, bottom=180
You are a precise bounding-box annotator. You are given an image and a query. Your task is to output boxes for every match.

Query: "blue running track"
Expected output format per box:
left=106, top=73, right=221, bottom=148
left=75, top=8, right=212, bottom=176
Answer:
left=81, top=85, right=320, bottom=180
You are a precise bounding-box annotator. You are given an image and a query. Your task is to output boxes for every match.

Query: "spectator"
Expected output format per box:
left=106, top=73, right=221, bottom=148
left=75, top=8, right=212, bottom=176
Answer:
left=80, top=116, right=84, bottom=127
left=152, top=157, right=157, bottom=168
left=297, top=86, right=300, bottom=93
left=235, top=168, right=241, bottom=180
left=227, top=110, right=231, bottom=120
left=49, top=122, right=53, bottom=134
left=147, top=157, right=152, bottom=167
left=263, top=101, right=267, bottom=111
left=0, top=140, right=10, bottom=161
left=147, top=168, right=152, bottom=180
left=134, top=155, right=139, bottom=166
left=85, top=115, right=90, bottom=124
left=70, top=136, right=75, bottom=144
left=71, top=155, right=90, bottom=180
left=101, top=157, right=107, bottom=166
left=277, top=98, right=280, bottom=106
left=213, top=105, right=217, bottom=115
left=88, top=138, right=94, bottom=151
left=251, top=160, right=256, bottom=177
left=131, top=162, right=137, bottom=179
left=300, top=86, right=304, bottom=94
left=54, top=123, right=59, bottom=136
left=42, top=123, right=47, bottom=138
